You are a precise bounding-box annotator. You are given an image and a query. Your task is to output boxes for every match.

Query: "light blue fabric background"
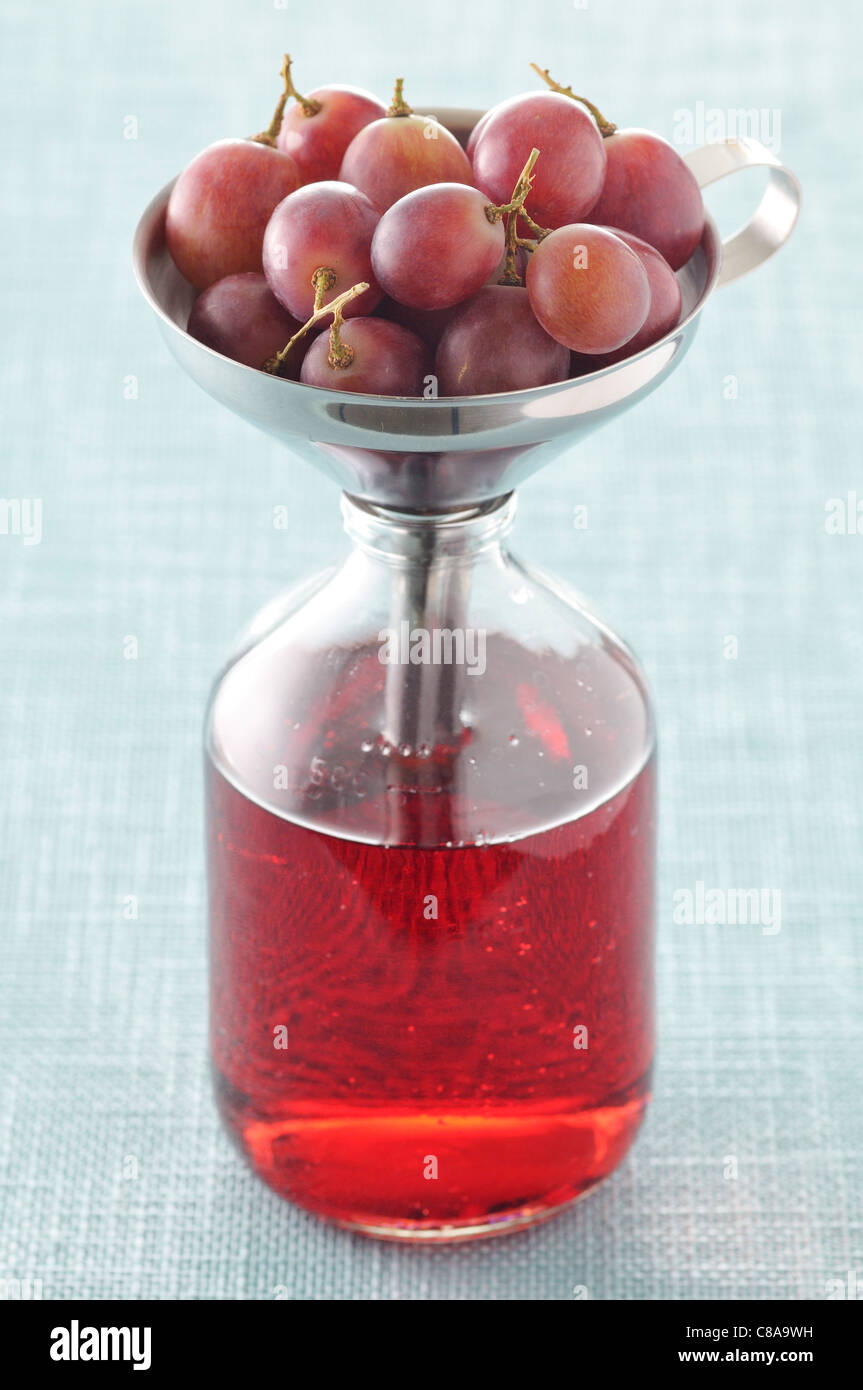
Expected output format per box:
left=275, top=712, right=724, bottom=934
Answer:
left=1, top=0, right=860, bottom=1300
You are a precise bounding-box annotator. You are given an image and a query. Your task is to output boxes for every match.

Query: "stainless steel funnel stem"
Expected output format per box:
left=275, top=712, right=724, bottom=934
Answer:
left=342, top=494, right=515, bottom=754
left=382, top=546, right=472, bottom=752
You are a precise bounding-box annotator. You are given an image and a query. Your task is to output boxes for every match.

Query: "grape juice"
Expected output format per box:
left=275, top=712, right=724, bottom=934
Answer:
left=207, top=634, right=655, bottom=1239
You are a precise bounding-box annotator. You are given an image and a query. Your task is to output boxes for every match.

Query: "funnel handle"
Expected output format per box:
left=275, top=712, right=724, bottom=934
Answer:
left=685, top=138, right=801, bottom=289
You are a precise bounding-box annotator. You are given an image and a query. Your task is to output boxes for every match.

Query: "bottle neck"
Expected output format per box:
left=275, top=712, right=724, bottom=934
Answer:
left=341, top=492, right=517, bottom=565
left=340, top=493, right=516, bottom=756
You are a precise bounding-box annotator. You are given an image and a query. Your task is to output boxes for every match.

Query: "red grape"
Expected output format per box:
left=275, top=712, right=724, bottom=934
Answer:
left=587, top=129, right=705, bottom=270
left=300, top=317, right=431, bottom=396
left=371, top=184, right=505, bottom=310
left=526, top=225, right=650, bottom=354
left=471, top=92, right=606, bottom=228
left=339, top=81, right=474, bottom=212
left=465, top=109, right=493, bottom=161
left=376, top=297, right=461, bottom=348
left=435, top=285, right=570, bottom=395
left=262, top=180, right=382, bottom=322
left=166, top=139, right=301, bottom=290
left=162, top=56, right=705, bottom=400
left=187, top=272, right=305, bottom=374
left=277, top=79, right=386, bottom=182
left=572, top=228, right=682, bottom=368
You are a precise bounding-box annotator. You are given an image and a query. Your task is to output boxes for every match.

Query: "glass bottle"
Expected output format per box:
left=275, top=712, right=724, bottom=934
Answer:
left=206, top=491, right=656, bottom=1240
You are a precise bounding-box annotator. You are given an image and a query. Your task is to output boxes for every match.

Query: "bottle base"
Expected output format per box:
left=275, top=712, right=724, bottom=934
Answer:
left=326, top=1182, right=610, bottom=1244
left=215, top=1069, right=650, bottom=1242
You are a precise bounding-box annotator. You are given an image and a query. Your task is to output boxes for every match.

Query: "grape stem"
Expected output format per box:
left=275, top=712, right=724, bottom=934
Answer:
left=388, top=78, right=412, bottom=118
left=252, top=52, right=321, bottom=146
left=326, top=302, right=355, bottom=370
left=263, top=280, right=369, bottom=375
left=312, top=266, right=337, bottom=312
left=282, top=54, right=323, bottom=119
left=485, top=147, right=540, bottom=224
left=518, top=206, right=551, bottom=240
left=529, top=62, right=617, bottom=137
left=488, top=148, right=549, bottom=287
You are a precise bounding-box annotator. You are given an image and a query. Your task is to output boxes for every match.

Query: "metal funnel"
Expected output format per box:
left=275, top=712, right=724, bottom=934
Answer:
left=133, top=110, right=800, bottom=512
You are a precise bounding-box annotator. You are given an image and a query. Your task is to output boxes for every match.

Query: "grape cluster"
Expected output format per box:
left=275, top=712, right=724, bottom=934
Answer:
left=169, top=56, right=702, bottom=398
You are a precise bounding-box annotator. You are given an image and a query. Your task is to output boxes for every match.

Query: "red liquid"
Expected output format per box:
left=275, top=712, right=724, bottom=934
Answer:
left=208, top=639, right=655, bottom=1239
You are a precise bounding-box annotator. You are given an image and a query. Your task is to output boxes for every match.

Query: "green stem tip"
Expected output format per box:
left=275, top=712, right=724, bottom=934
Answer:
left=388, top=77, right=412, bottom=117
left=251, top=53, right=321, bottom=146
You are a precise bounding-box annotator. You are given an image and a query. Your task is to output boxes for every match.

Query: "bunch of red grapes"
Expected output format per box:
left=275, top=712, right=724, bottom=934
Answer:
left=169, top=56, right=705, bottom=397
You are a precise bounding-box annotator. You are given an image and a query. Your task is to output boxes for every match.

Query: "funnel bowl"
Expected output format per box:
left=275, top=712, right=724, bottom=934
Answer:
left=133, top=110, right=798, bottom=510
